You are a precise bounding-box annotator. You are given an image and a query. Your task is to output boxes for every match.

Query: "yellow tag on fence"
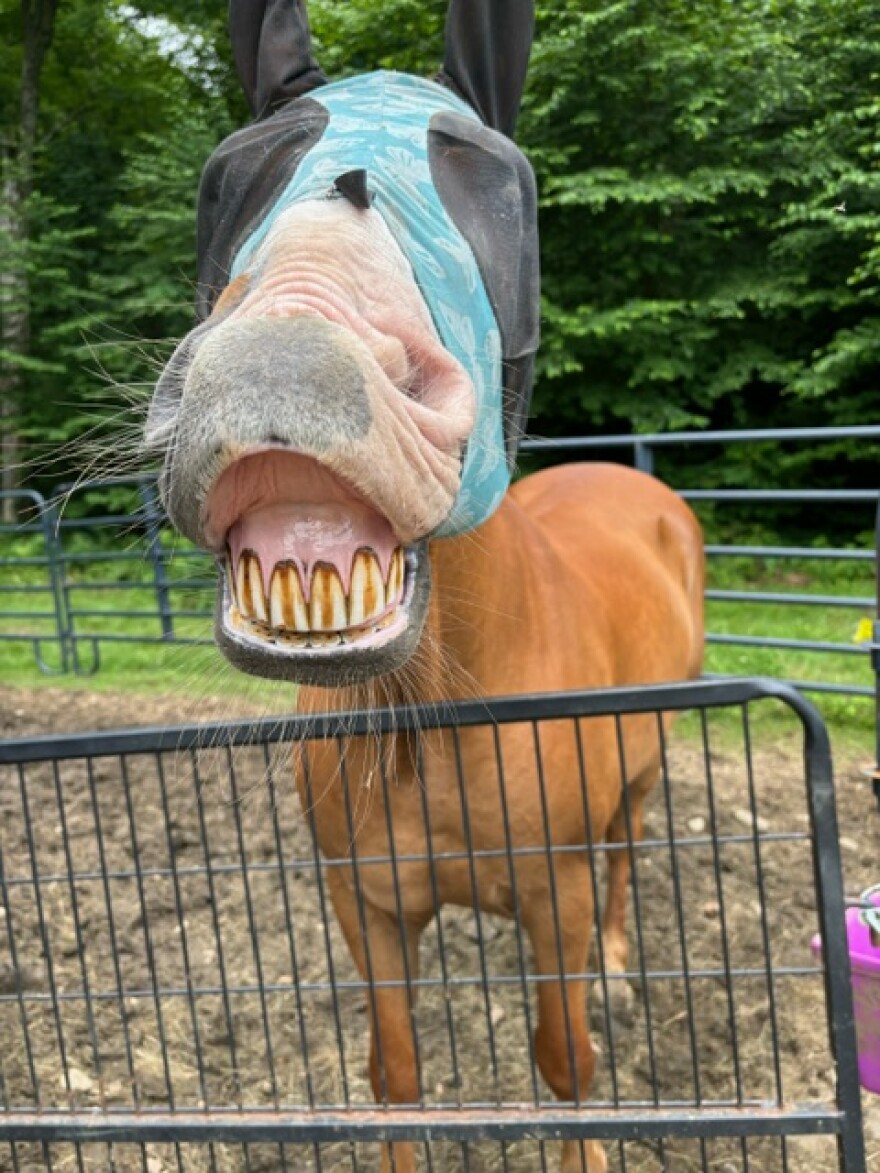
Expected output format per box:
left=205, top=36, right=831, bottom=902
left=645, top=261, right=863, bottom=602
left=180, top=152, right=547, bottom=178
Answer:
left=854, top=617, right=874, bottom=644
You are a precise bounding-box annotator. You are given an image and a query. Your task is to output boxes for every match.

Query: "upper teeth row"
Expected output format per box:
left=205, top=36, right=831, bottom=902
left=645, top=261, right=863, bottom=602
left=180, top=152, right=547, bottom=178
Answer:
left=232, top=547, right=404, bottom=634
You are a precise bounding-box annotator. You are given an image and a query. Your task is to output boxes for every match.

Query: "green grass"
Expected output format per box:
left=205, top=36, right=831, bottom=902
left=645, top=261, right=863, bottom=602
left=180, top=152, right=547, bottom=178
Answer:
left=702, top=554, right=874, bottom=735
left=0, top=539, right=875, bottom=746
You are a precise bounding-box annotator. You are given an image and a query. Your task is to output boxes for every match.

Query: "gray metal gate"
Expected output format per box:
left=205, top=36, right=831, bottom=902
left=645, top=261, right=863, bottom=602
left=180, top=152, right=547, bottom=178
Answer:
left=0, top=678, right=867, bottom=1170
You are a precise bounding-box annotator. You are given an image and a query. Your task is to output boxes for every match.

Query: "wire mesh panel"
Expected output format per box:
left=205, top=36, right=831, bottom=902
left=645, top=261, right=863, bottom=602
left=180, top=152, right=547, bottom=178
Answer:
left=0, top=679, right=866, bottom=1172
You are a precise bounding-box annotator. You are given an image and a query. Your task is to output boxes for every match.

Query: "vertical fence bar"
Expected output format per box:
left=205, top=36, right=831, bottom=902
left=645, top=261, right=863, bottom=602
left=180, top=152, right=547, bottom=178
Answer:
left=800, top=697, right=868, bottom=1172
left=633, top=439, right=655, bottom=475
left=50, top=494, right=84, bottom=674
left=139, top=478, right=174, bottom=641
left=40, top=496, right=70, bottom=673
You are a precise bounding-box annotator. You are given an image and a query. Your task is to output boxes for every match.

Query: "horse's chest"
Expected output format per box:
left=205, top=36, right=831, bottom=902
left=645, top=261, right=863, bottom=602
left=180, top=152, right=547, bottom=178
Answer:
left=295, top=737, right=522, bottom=917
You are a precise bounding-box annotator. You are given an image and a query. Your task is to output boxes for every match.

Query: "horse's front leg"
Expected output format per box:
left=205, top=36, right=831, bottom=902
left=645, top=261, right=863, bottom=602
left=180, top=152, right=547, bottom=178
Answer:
left=524, top=862, right=608, bottom=1173
left=599, top=759, right=659, bottom=1030
left=326, top=866, right=428, bottom=1173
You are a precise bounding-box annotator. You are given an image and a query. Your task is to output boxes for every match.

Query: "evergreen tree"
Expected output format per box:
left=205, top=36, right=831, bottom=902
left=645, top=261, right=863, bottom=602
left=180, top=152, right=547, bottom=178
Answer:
left=0, top=0, right=877, bottom=510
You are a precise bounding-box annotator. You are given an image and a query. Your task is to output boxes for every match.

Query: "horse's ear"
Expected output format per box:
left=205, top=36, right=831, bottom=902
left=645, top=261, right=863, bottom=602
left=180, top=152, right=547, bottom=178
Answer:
left=440, top=0, right=534, bottom=139
left=229, top=0, right=326, bottom=120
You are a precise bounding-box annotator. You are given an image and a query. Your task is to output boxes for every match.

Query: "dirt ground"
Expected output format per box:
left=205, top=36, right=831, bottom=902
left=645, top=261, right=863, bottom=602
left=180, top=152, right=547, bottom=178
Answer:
left=0, top=686, right=878, bottom=1173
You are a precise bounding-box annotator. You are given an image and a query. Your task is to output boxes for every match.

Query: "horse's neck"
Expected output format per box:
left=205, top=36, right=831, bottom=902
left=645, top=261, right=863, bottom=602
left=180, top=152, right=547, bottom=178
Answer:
left=300, top=494, right=539, bottom=714
left=423, top=497, right=536, bottom=700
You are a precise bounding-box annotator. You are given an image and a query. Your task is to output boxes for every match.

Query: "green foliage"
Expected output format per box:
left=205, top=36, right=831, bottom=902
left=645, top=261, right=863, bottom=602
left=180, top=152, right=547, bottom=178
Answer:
left=523, top=0, right=880, bottom=452
left=1, top=0, right=237, bottom=487
left=309, top=0, right=445, bottom=76
left=1, top=0, right=878, bottom=507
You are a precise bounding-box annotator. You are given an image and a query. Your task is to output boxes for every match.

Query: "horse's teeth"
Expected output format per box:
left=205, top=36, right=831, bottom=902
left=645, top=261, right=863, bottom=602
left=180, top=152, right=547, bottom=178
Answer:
left=386, top=546, right=404, bottom=605
left=270, top=563, right=309, bottom=632
left=235, top=554, right=247, bottom=610
left=246, top=553, right=268, bottom=622
left=232, top=544, right=406, bottom=643
left=310, top=564, right=347, bottom=631
left=349, top=548, right=385, bottom=627
left=236, top=550, right=266, bottom=621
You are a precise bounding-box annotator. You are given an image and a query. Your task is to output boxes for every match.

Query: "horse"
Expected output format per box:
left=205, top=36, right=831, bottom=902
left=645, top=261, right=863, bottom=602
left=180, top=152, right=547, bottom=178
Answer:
left=147, top=3, right=704, bottom=1169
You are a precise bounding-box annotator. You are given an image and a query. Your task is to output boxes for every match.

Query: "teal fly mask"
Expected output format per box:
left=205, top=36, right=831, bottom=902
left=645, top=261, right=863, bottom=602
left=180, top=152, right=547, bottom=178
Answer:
left=229, top=71, right=511, bottom=534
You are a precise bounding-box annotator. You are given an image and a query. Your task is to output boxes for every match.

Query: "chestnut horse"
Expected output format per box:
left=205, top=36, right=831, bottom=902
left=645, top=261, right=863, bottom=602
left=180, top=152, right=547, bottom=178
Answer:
left=148, top=3, right=704, bottom=1168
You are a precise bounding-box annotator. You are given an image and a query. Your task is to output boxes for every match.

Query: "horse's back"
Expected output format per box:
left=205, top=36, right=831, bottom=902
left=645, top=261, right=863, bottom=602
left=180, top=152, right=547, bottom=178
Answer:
left=511, top=462, right=704, bottom=682
left=511, top=462, right=695, bottom=545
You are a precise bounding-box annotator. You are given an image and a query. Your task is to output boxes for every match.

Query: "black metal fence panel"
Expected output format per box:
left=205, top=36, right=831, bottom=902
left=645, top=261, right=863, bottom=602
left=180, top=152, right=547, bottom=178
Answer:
left=0, top=679, right=866, bottom=1171
left=51, top=477, right=216, bottom=675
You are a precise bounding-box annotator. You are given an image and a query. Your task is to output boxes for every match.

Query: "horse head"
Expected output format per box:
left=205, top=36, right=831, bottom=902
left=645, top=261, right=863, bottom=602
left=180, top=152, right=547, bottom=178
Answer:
left=147, top=0, right=539, bottom=686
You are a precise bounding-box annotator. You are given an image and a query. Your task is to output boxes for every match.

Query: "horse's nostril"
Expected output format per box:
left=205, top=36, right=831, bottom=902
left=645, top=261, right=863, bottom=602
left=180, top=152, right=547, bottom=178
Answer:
left=266, top=434, right=289, bottom=446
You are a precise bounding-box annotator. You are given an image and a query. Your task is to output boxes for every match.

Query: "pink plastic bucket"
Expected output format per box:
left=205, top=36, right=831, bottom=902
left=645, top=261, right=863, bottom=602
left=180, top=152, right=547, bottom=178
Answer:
left=812, top=884, right=880, bottom=1094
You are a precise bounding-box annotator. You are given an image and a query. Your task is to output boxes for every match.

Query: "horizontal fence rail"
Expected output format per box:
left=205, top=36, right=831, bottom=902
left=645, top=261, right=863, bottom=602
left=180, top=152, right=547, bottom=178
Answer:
left=0, top=677, right=867, bottom=1170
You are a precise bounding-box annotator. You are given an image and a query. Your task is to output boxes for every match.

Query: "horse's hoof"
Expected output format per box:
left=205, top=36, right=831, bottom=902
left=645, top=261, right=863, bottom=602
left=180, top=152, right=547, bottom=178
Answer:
left=593, top=975, right=636, bottom=1033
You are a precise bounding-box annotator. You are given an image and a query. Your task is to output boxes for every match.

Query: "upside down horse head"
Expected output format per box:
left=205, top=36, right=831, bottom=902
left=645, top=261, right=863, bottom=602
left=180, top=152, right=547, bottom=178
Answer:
left=148, top=3, right=705, bottom=1169
left=149, top=0, right=540, bottom=686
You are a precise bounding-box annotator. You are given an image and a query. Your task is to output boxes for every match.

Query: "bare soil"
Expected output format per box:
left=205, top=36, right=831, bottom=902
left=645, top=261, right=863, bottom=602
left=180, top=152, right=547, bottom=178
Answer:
left=0, top=686, right=877, bottom=1173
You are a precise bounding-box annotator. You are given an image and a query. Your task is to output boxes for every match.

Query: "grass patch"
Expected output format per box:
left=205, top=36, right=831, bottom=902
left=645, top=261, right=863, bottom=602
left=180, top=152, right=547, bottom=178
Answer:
left=675, top=553, right=873, bottom=755
left=701, top=554, right=874, bottom=742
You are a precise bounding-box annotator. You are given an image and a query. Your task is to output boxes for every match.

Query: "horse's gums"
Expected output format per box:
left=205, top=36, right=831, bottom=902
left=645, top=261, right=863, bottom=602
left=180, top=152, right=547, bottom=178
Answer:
left=148, top=5, right=705, bottom=1168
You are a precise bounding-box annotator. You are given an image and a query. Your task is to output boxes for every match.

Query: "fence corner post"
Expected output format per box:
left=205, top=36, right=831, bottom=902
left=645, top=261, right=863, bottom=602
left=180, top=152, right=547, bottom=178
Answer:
left=633, top=440, right=655, bottom=476
left=41, top=495, right=71, bottom=674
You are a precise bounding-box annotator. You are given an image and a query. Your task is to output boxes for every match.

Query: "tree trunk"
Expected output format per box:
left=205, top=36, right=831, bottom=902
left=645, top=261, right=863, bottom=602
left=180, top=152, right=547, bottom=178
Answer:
left=0, top=0, right=59, bottom=522
left=1, top=147, right=27, bottom=522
